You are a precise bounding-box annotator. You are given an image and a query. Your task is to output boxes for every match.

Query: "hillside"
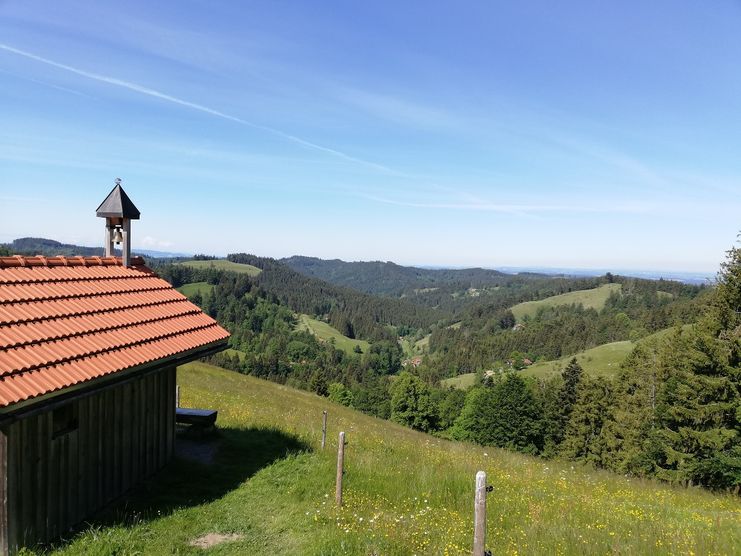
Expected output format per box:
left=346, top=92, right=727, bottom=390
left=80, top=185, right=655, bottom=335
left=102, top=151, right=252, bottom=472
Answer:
left=226, top=253, right=445, bottom=339
left=441, top=325, right=693, bottom=388
left=179, top=259, right=262, bottom=276
left=54, top=362, right=741, bottom=555
left=510, top=283, right=622, bottom=322
left=296, top=314, right=370, bottom=355
left=521, top=340, right=633, bottom=379
left=176, top=281, right=215, bottom=299
left=281, top=255, right=510, bottom=296
left=2, top=237, right=188, bottom=259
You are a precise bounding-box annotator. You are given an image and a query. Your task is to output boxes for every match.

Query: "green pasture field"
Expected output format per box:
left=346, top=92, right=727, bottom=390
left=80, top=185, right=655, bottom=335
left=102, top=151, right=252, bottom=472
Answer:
left=50, top=362, right=741, bottom=555
left=510, top=283, right=622, bottom=322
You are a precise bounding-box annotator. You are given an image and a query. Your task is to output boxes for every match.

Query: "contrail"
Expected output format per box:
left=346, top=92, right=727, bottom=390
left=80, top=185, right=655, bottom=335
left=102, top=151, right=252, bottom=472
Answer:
left=0, top=43, right=398, bottom=174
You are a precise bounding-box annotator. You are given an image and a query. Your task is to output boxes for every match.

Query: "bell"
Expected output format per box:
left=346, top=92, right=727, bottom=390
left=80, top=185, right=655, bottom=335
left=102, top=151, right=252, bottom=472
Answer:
left=112, top=227, right=124, bottom=244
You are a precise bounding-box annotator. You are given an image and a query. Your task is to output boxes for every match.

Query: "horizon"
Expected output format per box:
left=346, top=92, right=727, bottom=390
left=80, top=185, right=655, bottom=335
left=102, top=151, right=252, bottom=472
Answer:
left=2, top=1, right=741, bottom=272
left=3, top=235, right=719, bottom=281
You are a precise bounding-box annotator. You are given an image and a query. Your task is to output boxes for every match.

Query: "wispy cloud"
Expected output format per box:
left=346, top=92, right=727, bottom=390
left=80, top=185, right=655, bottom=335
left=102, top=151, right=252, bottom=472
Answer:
left=140, top=235, right=173, bottom=249
left=0, top=43, right=399, bottom=174
left=335, top=87, right=462, bottom=130
left=0, top=196, right=48, bottom=203
left=0, top=67, right=96, bottom=99
left=361, top=193, right=651, bottom=215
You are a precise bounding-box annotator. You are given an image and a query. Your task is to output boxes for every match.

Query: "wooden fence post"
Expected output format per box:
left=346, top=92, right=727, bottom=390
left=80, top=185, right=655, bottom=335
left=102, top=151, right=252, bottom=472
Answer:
left=336, top=431, right=345, bottom=507
left=176, top=385, right=180, bottom=408
left=321, top=411, right=328, bottom=450
left=473, top=470, right=487, bottom=556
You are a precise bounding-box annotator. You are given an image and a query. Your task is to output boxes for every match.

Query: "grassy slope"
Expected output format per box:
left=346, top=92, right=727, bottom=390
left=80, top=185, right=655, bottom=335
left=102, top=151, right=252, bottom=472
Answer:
left=223, top=348, right=246, bottom=361
left=442, top=325, right=693, bottom=387
left=54, top=362, right=741, bottom=555
left=296, top=314, right=370, bottom=355
left=510, top=283, right=622, bottom=322
left=522, top=340, right=634, bottom=379
left=177, top=281, right=215, bottom=299
left=179, top=259, right=262, bottom=276
left=441, top=373, right=479, bottom=390
left=441, top=340, right=631, bottom=389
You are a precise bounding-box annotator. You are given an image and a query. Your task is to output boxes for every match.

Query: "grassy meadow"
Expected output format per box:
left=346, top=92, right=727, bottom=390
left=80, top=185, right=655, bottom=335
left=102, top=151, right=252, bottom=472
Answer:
left=297, top=314, right=370, bottom=355
left=441, top=340, right=632, bottom=389
left=49, top=362, right=741, bottom=555
left=441, top=372, right=479, bottom=390
left=510, top=283, right=622, bottom=322
left=177, top=281, right=215, bottom=299
left=179, top=259, right=262, bottom=276
left=442, top=325, right=695, bottom=387
left=522, top=340, right=634, bottom=379
left=399, top=335, right=430, bottom=358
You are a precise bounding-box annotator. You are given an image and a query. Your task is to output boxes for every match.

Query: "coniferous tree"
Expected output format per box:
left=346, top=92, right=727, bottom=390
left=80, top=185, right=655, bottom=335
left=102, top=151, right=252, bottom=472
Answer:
left=599, top=341, right=665, bottom=476
left=561, top=376, right=613, bottom=465
left=490, top=373, right=543, bottom=454
left=643, top=242, right=741, bottom=488
left=539, top=376, right=563, bottom=457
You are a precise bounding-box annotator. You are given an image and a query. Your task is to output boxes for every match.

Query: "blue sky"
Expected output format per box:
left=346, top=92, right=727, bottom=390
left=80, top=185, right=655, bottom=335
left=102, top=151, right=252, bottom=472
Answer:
left=1, top=1, right=740, bottom=272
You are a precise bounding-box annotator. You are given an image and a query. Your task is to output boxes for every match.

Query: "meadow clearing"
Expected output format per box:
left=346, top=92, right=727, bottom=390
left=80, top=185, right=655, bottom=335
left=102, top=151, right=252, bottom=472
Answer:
left=297, top=314, right=371, bottom=355
left=50, top=362, right=741, bottom=555
left=177, top=281, right=215, bottom=299
left=179, top=259, right=263, bottom=276
left=510, top=283, right=622, bottom=322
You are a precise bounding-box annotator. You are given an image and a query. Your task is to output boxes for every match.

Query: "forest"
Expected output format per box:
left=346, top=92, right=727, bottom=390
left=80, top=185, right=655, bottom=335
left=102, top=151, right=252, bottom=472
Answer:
left=5, top=236, right=733, bottom=490
left=150, top=240, right=738, bottom=491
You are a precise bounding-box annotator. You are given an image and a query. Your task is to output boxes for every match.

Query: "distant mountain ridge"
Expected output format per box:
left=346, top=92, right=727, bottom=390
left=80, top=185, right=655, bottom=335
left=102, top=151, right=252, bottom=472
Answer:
left=2, top=237, right=190, bottom=259
left=280, top=255, right=516, bottom=296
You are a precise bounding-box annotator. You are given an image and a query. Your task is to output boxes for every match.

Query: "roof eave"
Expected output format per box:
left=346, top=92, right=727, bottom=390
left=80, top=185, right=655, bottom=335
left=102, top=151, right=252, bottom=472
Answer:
left=0, top=338, right=228, bottom=420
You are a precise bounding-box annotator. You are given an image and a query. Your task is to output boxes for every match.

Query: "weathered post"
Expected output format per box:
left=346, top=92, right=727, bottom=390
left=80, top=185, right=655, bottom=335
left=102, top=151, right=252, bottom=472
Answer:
left=176, top=385, right=180, bottom=408
left=473, top=471, right=487, bottom=556
left=336, top=431, right=345, bottom=506
left=321, top=410, right=328, bottom=450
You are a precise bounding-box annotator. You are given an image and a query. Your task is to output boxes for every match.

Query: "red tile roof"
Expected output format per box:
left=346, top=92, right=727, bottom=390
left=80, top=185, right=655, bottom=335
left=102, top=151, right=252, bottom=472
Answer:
left=0, top=255, right=229, bottom=409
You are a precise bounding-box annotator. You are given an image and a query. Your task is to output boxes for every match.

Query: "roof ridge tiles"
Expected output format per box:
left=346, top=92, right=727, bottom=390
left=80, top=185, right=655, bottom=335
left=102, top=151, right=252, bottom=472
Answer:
left=0, top=255, right=147, bottom=269
left=0, top=317, right=224, bottom=378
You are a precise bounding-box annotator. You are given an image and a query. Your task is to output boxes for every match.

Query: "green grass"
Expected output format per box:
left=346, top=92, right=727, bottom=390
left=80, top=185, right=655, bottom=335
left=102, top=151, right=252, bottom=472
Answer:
left=179, top=259, right=262, bottom=276
left=444, top=325, right=695, bottom=387
left=296, top=314, right=370, bottom=356
left=223, top=348, right=247, bottom=362
left=441, top=373, right=478, bottom=390
left=51, top=362, right=741, bottom=555
left=415, top=334, right=431, bottom=351
left=176, top=281, right=215, bottom=299
left=510, top=283, right=622, bottom=322
left=522, top=341, right=634, bottom=379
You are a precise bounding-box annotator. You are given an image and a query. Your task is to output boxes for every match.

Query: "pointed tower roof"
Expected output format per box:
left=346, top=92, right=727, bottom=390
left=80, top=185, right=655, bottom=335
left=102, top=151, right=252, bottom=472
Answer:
left=96, top=181, right=141, bottom=219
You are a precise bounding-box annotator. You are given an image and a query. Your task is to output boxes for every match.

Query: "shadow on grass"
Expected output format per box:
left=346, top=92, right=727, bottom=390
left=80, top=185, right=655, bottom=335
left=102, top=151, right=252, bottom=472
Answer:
left=60, top=426, right=310, bottom=540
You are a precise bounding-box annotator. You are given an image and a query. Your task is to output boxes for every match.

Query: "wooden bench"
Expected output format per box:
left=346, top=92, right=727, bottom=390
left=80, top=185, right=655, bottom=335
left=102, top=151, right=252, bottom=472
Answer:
left=176, top=408, right=218, bottom=428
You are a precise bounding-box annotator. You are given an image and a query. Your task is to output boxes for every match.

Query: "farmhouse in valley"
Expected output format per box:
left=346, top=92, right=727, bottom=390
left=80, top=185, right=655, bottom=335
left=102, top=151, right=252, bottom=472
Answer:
left=0, top=184, right=230, bottom=554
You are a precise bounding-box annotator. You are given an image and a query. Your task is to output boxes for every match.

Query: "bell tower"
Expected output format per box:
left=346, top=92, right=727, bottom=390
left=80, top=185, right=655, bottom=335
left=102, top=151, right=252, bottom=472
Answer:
left=96, top=178, right=141, bottom=267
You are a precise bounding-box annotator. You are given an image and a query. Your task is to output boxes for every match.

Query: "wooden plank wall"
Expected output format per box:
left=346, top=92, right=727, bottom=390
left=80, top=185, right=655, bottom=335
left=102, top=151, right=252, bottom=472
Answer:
left=0, top=429, right=8, bottom=556
left=2, top=366, right=176, bottom=553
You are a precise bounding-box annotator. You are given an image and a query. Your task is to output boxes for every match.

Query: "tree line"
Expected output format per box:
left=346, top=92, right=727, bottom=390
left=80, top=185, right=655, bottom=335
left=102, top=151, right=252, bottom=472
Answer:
left=154, top=247, right=735, bottom=491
